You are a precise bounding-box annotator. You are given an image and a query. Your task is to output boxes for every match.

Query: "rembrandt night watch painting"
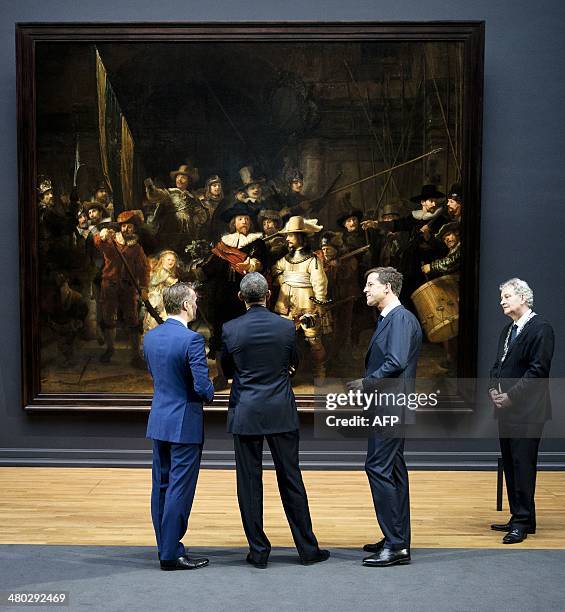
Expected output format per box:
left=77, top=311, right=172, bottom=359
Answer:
left=16, top=22, right=484, bottom=410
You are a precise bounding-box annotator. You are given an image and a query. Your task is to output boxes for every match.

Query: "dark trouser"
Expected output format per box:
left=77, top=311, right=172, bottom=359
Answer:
left=100, top=279, right=139, bottom=327
left=151, top=440, right=202, bottom=561
left=365, top=435, right=410, bottom=550
left=499, top=422, right=543, bottom=532
left=233, top=430, right=320, bottom=563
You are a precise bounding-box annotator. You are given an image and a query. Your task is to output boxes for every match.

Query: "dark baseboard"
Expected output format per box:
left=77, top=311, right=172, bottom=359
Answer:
left=1, top=448, right=564, bottom=469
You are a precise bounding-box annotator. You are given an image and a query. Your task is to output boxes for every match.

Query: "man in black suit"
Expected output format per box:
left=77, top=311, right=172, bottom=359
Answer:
left=349, top=267, right=422, bottom=567
left=220, top=272, right=330, bottom=569
left=489, top=278, right=554, bottom=544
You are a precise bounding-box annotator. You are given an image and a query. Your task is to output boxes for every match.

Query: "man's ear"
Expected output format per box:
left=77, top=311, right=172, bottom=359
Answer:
left=266, top=289, right=272, bottom=301
left=237, top=291, right=245, bottom=303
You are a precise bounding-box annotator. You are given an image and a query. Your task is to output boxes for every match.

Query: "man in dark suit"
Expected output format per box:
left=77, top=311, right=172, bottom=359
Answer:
left=143, top=282, right=214, bottom=570
left=220, top=272, right=330, bottom=569
left=489, top=278, right=554, bottom=544
left=349, top=267, right=422, bottom=567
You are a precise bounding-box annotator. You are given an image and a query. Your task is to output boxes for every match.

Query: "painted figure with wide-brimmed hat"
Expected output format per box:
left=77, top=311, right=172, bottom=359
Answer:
left=335, top=193, right=378, bottom=266
left=169, top=162, right=200, bottom=184
left=337, top=208, right=364, bottom=232
left=422, top=222, right=461, bottom=279
left=144, top=161, right=208, bottom=251
left=337, top=204, right=373, bottom=261
left=272, top=216, right=331, bottom=379
left=335, top=194, right=383, bottom=339
left=409, top=183, right=445, bottom=205
left=199, top=200, right=267, bottom=389
left=93, top=209, right=149, bottom=369
left=361, top=184, right=449, bottom=301
left=376, top=201, right=410, bottom=270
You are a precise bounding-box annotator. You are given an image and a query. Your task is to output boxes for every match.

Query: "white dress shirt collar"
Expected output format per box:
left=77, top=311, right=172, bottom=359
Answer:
left=380, top=298, right=402, bottom=319
left=167, top=315, right=188, bottom=328
left=514, top=308, right=535, bottom=333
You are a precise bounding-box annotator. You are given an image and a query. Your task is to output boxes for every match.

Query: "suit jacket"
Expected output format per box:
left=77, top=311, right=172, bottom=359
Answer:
left=143, top=318, right=214, bottom=444
left=489, top=315, right=554, bottom=423
left=363, top=304, right=422, bottom=423
left=220, top=305, right=300, bottom=435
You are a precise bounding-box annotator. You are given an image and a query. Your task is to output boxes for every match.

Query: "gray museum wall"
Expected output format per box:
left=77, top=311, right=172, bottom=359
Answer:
left=1, top=1, right=564, bottom=468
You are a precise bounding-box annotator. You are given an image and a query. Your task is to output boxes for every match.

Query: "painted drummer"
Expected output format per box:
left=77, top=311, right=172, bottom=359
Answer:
left=419, top=221, right=461, bottom=372
left=421, top=181, right=463, bottom=279
left=421, top=222, right=461, bottom=279
left=361, top=184, right=449, bottom=302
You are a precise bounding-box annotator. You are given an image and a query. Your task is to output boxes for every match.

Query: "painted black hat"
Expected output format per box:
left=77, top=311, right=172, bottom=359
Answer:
left=435, top=221, right=460, bottom=241
left=410, top=184, right=445, bottom=203
left=219, top=202, right=258, bottom=223
left=336, top=209, right=364, bottom=228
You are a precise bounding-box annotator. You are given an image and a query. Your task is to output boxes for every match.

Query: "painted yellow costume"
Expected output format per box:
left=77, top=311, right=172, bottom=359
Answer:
left=271, top=216, right=330, bottom=378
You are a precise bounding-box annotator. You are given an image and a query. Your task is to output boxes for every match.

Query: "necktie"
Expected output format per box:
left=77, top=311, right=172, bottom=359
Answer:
left=509, top=323, right=518, bottom=344
left=376, top=314, right=384, bottom=331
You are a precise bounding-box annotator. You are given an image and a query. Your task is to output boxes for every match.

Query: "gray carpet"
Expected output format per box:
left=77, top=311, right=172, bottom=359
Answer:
left=1, top=546, right=564, bottom=611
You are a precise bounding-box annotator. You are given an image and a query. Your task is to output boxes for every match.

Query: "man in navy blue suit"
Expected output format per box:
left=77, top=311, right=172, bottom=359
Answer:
left=349, top=267, right=422, bottom=567
left=143, top=282, right=214, bottom=570
left=220, top=272, right=330, bottom=569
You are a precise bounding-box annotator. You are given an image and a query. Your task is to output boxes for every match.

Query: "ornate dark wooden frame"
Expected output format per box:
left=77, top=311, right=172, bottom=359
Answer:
left=17, top=21, right=484, bottom=412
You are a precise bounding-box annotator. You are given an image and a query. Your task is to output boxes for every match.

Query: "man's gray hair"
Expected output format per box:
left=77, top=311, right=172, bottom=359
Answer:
left=500, top=278, right=534, bottom=308
left=240, top=272, right=269, bottom=303
left=365, top=266, right=403, bottom=297
left=163, top=282, right=196, bottom=315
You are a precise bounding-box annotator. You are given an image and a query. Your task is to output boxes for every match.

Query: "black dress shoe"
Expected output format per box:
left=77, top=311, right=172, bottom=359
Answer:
left=363, top=538, right=385, bottom=553
left=363, top=548, right=411, bottom=567
left=246, top=553, right=268, bottom=569
left=300, top=549, right=331, bottom=566
left=502, top=528, right=527, bottom=544
left=160, top=555, right=209, bottom=571
left=491, top=522, right=535, bottom=534
left=490, top=521, right=512, bottom=532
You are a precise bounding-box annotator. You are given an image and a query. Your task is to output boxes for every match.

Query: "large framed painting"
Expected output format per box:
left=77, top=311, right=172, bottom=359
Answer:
left=17, top=22, right=484, bottom=411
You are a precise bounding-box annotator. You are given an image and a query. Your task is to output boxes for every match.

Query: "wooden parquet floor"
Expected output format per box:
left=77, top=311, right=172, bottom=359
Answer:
left=1, top=468, right=563, bottom=549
